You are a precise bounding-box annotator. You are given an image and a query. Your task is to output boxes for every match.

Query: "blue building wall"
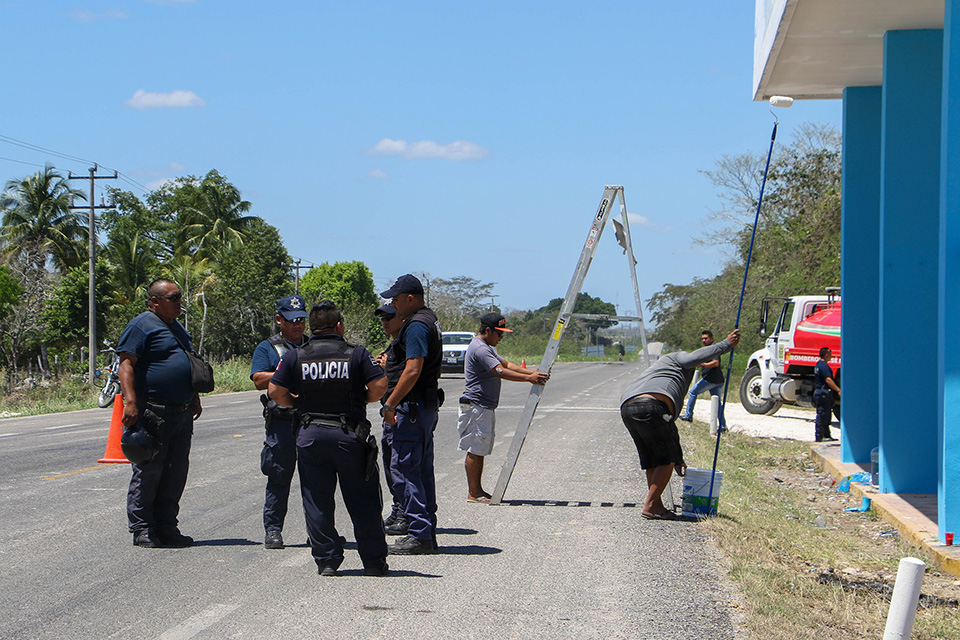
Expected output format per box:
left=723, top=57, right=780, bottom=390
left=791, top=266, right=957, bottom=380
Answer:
left=940, top=0, right=960, bottom=542
left=840, top=87, right=882, bottom=466
left=878, top=30, right=942, bottom=494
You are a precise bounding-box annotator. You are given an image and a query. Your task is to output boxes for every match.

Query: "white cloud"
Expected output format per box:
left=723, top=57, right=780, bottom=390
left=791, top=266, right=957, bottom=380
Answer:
left=67, top=8, right=127, bottom=22
left=125, top=89, right=206, bottom=109
left=367, top=168, right=387, bottom=179
left=368, top=138, right=489, bottom=161
left=627, top=212, right=653, bottom=227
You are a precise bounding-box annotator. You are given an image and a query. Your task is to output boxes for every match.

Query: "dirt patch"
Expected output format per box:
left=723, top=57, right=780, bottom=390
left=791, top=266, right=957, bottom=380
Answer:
left=761, top=465, right=960, bottom=606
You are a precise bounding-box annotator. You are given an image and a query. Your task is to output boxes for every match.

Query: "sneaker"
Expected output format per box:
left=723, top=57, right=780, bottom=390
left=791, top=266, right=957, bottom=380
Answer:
left=385, top=519, right=409, bottom=536
left=318, top=565, right=339, bottom=577
left=264, top=530, right=284, bottom=549
left=388, top=535, right=434, bottom=555
left=363, top=561, right=389, bottom=577
left=679, top=415, right=692, bottom=422
left=133, top=531, right=159, bottom=548
left=155, top=529, right=193, bottom=547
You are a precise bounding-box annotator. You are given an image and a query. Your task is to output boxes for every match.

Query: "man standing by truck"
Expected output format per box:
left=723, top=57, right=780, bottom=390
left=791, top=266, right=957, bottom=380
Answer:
left=679, top=330, right=725, bottom=427
left=813, top=347, right=840, bottom=442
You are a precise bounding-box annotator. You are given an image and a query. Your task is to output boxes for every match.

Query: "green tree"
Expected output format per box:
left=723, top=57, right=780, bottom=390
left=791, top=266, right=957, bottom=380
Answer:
left=300, top=261, right=378, bottom=346
left=40, top=260, right=111, bottom=351
left=651, top=122, right=842, bottom=353
left=176, top=170, right=254, bottom=261
left=0, top=166, right=88, bottom=272
left=201, top=219, right=293, bottom=358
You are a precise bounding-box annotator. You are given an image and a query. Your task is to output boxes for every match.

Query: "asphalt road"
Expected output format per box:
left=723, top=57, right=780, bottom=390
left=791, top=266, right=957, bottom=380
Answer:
left=0, top=362, right=741, bottom=639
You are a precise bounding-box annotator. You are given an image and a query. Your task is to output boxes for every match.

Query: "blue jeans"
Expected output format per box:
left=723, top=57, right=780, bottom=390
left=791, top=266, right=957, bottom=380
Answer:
left=681, top=378, right=725, bottom=427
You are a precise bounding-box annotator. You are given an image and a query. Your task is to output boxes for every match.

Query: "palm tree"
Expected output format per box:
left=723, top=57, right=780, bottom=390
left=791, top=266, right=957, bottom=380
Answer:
left=0, top=166, right=88, bottom=271
left=103, top=233, right=158, bottom=306
left=178, top=170, right=254, bottom=261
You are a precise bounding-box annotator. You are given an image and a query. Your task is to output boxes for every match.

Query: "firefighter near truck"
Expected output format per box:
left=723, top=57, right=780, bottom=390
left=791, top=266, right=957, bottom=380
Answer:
left=739, top=289, right=841, bottom=417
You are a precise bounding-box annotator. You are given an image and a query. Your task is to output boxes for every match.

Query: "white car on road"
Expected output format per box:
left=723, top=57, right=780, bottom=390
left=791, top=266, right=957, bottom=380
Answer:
left=441, top=331, right=474, bottom=374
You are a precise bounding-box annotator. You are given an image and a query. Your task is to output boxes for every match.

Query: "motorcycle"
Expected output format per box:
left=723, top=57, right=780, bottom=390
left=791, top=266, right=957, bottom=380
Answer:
left=97, top=345, right=121, bottom=408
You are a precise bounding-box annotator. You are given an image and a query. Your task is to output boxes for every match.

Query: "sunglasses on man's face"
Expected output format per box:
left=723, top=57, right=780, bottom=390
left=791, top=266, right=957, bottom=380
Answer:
left=379, top=314, right=396, bottom=322
left=155, top=292, right=182, bottom=302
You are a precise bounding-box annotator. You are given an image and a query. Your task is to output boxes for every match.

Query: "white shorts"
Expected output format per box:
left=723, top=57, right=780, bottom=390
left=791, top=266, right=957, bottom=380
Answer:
left=457, top=403, right=496, bottom=456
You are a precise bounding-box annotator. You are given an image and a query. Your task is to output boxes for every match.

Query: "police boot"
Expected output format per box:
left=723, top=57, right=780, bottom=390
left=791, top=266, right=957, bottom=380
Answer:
left=264, top=530, right=284, bottom=549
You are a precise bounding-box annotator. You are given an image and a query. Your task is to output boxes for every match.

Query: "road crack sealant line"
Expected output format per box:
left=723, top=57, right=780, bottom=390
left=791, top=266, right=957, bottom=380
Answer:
left=711, top=97, right=792, bottom=502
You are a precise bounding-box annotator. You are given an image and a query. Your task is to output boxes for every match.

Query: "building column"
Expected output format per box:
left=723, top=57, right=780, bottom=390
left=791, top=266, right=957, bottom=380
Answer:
left=879, top=29, right=942, bottom=494
left=840, top=86, right=882, bottom=465
left=940, top=1, right=960, bottom=542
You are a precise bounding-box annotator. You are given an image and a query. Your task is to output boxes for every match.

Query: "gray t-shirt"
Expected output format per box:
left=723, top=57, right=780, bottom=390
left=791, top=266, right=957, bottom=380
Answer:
left=463, top=335, right=505, bottom=409
left=619, top=339, right=733, bottom=413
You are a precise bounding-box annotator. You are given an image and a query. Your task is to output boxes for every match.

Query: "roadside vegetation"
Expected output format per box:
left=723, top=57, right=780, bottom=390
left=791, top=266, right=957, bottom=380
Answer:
left=683, top=422, right=960, bottom=640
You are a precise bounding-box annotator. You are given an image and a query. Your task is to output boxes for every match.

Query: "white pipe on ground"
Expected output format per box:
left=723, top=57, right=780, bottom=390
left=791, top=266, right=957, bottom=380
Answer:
left=882, top=557, right=926, bottom=639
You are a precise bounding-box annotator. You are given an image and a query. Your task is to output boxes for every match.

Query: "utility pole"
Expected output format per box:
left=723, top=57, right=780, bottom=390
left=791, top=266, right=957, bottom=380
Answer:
left=68, top=164, right=117, bottom=385
left=490, top=295, right=498, bottom=310
left=287, top=259, right=312, bottom=295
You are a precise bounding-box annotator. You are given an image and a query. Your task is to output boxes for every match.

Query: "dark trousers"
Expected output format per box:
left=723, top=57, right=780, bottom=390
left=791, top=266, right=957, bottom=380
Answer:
left=813, top=389, right=834, bottom=440
left=127, top=407, right=193, bottom=534
left=381, top=421, right=404, bottom=516
left=261, top=417, right=298, bottom=532
left=620, top=397, right=684, bottom=470
left=391, top=400, right=438, bottom=541
left=297, top=424, right=387, bottom=570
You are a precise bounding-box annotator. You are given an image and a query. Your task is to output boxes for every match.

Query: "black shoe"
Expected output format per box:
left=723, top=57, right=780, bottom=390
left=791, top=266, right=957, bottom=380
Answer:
left=318, top=565, right=339, bottom=577
left=383, top=510, right=403, bottom=528
left=133, top=531, right=159, bottom=548
left=679, top=416, right=692, bottom=422
left=264, top=530, right=284, bottom=549
left=385, top=519, right=409, bottom=536
left=363, top=561, right=389, bottom=576
left=155, top=529, right=194, bottom=547
left=388, top=535, right=434, bottom=555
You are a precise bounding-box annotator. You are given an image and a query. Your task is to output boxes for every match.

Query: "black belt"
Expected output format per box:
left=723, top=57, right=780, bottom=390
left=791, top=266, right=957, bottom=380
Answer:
left=299, top=413, right=359, bottom=433
left=145, top=400, right=191, bottom=414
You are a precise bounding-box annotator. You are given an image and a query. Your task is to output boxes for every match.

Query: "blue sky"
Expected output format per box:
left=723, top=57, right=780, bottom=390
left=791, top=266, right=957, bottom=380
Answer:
left=1, top=1, right=842, bottom=325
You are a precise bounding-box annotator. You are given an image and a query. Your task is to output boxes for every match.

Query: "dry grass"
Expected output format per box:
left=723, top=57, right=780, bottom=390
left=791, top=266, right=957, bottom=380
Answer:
left=681, top=422, right=960, bottom=640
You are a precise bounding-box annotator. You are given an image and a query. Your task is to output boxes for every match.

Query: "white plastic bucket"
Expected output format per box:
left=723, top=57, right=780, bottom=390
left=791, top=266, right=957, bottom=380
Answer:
left=681, top=467, right=723, bottom=517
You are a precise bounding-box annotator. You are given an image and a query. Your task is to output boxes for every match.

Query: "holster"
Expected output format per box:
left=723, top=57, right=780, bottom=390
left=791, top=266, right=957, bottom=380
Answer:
left=260, top=393, right=298, bottom=433
left=363, top=432, right=379, bottom=481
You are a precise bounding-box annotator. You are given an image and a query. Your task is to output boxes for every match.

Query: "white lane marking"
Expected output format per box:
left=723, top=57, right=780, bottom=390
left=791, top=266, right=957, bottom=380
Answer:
left=45, top=423, right=81, bottom=430
left=0, top=433, right=19, bottom=438
left=228, top=400, right=248, bottom=405
left=159, top=604, right=240, bottom=640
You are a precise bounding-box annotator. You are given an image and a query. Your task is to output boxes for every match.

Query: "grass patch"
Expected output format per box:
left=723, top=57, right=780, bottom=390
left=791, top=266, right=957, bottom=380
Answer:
left=681, top=422, right=959, bottom=639
left=0, top=358, right=257, bottom=417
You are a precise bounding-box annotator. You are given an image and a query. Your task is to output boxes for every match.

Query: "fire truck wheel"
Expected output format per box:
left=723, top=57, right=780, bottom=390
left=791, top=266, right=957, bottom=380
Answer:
left=739, top=365, right=782, bottom=415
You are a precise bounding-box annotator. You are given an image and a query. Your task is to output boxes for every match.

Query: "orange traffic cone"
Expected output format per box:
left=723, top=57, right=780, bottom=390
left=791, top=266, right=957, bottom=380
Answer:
left=521, top=358, right=526, bottom=368
left=98, top=395, right=130, bottom=464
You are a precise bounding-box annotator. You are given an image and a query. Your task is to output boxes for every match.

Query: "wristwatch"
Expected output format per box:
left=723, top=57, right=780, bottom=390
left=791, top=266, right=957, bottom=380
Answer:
left=380, top=404, right=396, bottom=417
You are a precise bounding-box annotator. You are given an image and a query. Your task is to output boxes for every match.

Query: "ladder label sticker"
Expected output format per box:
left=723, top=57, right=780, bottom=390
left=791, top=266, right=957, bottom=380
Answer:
left=595, top=198, right=608, bottom=220
left=553, top=319, right=565, bottom=341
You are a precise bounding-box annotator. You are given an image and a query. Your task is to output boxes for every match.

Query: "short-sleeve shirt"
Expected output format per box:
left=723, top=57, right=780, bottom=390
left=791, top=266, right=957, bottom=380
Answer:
left=463, top=335, right=505, bottom=409
left=402, top=321, right=431, bottom=360
left=250, top=335, right=305, bottom=378
left=271, top=334, right=384, bottom=395
left=814, top=360, right=834, bottom=391
left=116, top=311, right=194, bottom=404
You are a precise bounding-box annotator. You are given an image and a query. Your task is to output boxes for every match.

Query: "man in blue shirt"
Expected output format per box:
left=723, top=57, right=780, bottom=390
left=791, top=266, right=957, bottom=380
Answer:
left=250, top=295, right=309, bottom=550
left=813, top=347, right=840, bottom=442
left=117, top=279, right=200, bottom=548
left=379, top=274, right=443, bottom=555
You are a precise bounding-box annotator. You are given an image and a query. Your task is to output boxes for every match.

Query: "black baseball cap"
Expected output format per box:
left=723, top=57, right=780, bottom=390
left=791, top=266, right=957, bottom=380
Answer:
left=480, top=312, right=513, bottom=332
left=375, top=304, right=397, bottom=318
left=277, top=295, right=308, bottom=321
left=380, top=274, right=424, bottom=298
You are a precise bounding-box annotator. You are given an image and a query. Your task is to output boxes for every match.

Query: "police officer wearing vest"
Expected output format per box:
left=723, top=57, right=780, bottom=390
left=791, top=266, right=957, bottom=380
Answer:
left=379, top=274, right=444, bottom=555
left=269, top=300, right=389, bottom=576
left=250, top=294, right=310, bottom=550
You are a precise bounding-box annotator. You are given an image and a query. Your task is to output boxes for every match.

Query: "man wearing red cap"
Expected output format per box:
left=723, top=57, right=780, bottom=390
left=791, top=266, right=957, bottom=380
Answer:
left=458, top=313, right=549, bottom=503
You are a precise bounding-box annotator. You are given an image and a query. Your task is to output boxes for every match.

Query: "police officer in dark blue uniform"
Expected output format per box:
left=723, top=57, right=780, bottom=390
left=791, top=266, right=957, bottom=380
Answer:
left=813, top=347, right=840, bottom=442
left=269, top=301, right=389, bottom=576
left=251, top=295, right=309, bottom=549
left=379, top=274, right=443, bottom=555
left=117, top=279, right=200, bottom=548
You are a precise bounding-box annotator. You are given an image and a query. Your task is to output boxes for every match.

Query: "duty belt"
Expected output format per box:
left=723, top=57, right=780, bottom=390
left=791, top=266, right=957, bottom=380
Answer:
left=299, top=412, right=358, bottom=433
left=144, top=399, right=191, bottom=414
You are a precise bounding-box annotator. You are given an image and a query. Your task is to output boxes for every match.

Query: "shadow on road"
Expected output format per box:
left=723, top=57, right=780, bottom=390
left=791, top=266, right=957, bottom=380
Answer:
left=499, top=499, right=641, bottom=508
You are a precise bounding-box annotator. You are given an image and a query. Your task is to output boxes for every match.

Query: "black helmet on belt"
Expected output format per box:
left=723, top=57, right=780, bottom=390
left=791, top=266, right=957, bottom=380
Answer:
left=121, top=409, right=162, bottom=464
